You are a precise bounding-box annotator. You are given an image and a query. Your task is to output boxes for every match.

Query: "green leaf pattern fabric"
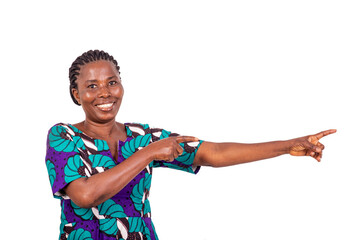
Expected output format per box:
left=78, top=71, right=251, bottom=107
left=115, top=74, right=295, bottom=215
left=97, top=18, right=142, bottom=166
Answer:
left=67, top=228, right=93, bottom=240
left=64, top=155, right=85, bottom=183
left=89, top=154, right=116, bottom=170
left=94, top=139, right=110, bottom=151
left=46, top=160, right=56, bottom=187
left=98, top=199, right=127, bottom=219
left=131, top=172, right=152, bottom=216
left=71, top=201, right=94, bottom=220
left=49, top=124, right=84, bottom=152
left=121, top=134, right=151, bottom=159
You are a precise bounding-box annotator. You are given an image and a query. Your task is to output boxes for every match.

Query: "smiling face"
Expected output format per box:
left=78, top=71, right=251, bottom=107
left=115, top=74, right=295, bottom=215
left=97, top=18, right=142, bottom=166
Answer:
left=72, top=60, right=124, bottom=124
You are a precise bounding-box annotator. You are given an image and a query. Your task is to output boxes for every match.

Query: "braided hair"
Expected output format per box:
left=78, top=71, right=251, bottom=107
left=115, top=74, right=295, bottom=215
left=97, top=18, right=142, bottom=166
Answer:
left=69, top=50, right=121, bottom=105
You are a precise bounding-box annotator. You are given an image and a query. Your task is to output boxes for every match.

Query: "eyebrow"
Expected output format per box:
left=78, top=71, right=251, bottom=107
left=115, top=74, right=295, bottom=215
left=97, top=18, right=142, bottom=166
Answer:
left=85, top=76, right=117, bottom=83
left=107, top=76, right=117, bottom=80
left=85, top=79, right=98, bottom=83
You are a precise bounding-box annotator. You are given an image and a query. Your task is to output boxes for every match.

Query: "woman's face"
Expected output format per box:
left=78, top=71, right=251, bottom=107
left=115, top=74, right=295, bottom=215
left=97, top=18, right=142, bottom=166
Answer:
left=72, top=60, right=124, bottom=124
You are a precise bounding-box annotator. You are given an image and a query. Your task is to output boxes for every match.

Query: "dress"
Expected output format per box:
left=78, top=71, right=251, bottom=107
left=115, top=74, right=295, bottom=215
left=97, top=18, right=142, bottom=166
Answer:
left=45, top=122, right=203, bottom=240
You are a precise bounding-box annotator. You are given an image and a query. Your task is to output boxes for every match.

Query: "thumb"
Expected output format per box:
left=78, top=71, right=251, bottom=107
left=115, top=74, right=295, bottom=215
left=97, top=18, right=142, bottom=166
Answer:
left=304, top=141, right=321, bottom=154
left=176, top=143, right=184, bottom=156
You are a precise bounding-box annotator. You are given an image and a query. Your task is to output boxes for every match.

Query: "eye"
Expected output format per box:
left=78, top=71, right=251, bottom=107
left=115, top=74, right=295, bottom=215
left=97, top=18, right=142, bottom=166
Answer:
left=87, top=84, right=97, bottom=89
left=109, top=80, right=118, bottom=86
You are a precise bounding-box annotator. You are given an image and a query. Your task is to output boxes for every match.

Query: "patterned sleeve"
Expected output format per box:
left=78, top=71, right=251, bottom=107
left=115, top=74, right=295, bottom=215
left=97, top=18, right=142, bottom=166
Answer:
left=45, top=123, right=87, bottom=199
left=150, top=127, right=203, bottom=174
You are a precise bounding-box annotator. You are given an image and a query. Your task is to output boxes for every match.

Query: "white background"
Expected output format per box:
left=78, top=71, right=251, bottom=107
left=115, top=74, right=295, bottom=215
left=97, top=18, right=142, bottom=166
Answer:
left=0, top=0, right=358, bottom=239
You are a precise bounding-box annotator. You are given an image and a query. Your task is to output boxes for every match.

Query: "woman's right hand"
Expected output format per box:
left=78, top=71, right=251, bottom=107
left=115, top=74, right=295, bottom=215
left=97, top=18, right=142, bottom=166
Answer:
left=146, top=136, right=199, bottom=162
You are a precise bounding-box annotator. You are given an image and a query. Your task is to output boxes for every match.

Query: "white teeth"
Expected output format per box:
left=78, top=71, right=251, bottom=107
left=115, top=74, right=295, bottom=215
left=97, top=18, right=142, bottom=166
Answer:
left=97, top=103, right=113, bottom=108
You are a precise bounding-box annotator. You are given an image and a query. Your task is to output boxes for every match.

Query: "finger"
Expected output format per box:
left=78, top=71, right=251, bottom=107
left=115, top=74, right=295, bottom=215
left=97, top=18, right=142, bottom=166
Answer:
left=317, top=144, right=323, bottom=160
left=176, top=144, right=184, bottom=156
left=317, top=142, right=325, bottom=151
left=308, top=150, right=321, bottom=162
left=314, top=129, right=337, bottom=140
left=314, top=152, right=322, bottom=162
left=176, top=136, right=200, bottom=143
left=172, top=144, right=180, bottom=159
left=304, top=141, right=322, bottom=153
left=167, top=156, right=175, bottom=162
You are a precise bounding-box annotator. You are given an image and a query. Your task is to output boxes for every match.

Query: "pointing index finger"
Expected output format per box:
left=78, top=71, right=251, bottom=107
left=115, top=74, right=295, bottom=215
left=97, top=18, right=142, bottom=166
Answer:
left=315, top=129, right=337, bottom=140
left=175, top=136, right=200, bottom=143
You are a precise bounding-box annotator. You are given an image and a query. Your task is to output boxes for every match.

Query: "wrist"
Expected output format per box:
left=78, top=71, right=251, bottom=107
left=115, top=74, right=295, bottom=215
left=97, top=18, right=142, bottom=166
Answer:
left=139, top=144, right=157, bottom=162
left=282, top=139, right=295, bottom=154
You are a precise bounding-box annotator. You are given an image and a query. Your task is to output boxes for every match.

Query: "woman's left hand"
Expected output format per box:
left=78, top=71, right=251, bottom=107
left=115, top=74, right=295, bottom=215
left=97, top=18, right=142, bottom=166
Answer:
left=289, top=129, right=337, bottom=162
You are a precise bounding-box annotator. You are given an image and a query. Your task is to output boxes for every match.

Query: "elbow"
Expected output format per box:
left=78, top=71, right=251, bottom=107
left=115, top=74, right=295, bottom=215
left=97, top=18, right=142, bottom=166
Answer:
left=207, top=160, right=223, bottom=168
left=65, top=182, right=100, bottom=209
left=198, top=157, right=223, bottom=168
left=197, top=142, right=224, bottom=168
left=73, top=193, right=97, bottom=209
left=205, top=143, right=225, bottom=168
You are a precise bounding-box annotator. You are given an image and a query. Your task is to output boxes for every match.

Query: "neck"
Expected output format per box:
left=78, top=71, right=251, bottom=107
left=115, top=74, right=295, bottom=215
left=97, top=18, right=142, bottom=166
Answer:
left=83, top=119, right=118, bottom=138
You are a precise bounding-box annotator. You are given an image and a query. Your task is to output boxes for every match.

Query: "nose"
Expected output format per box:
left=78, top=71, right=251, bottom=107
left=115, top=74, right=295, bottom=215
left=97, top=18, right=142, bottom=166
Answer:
left=98, top=85, right=111, bottom=98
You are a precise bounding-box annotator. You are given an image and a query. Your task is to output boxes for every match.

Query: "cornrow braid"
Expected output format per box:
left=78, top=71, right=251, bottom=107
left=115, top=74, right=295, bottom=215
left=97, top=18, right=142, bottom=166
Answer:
left=69, top=50, right=120, bottom=105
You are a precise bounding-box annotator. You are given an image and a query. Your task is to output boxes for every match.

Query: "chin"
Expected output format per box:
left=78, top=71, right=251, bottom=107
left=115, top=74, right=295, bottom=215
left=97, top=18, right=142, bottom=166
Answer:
left=96, top=113, right=118, bottom=123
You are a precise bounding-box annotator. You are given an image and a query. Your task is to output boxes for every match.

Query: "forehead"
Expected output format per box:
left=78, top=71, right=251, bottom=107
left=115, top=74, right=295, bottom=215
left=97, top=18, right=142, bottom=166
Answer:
left=78, top=60, right=119, bottom=80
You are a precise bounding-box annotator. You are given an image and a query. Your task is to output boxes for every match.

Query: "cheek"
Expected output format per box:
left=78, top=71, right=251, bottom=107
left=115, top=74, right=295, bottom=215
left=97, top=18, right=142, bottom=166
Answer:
left=113, top=86, right=124, bottom=98
left=81, top=91, right=95, bottom=102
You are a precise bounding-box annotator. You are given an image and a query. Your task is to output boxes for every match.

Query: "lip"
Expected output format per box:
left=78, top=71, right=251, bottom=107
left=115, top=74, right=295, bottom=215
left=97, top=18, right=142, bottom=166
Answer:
left=95, top=102, right=115, bottom=111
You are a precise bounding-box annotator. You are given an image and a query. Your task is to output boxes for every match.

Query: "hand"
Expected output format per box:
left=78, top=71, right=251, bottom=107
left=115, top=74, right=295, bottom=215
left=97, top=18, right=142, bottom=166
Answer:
left=289, top=129, right=336, bottom=162
left=146, top=136, right=199, bottom=162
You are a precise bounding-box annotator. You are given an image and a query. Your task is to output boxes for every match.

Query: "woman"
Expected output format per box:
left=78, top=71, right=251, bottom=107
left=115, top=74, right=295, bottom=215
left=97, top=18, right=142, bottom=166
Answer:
left=45, top=50, right=336, bottom=240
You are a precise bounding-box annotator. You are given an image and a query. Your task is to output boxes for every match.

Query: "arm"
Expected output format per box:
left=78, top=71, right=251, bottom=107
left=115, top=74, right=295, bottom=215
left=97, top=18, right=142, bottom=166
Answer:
left=193, top=129, right=336, bottom=167
left=65, top=136, right=198, bottom=208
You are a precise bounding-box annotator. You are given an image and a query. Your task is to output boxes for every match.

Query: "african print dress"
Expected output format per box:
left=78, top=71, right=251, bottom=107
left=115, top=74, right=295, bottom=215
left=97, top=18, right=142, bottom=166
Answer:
left=45, top=123, right=203, bottom=240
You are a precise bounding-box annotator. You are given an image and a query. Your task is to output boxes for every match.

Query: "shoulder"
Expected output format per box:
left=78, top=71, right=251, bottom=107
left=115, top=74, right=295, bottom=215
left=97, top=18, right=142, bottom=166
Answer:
left=47, top=123, right=81, bottom=139
left=46, top=123, right=84, bottom=152
left=125, top=122, right=151, bottom=138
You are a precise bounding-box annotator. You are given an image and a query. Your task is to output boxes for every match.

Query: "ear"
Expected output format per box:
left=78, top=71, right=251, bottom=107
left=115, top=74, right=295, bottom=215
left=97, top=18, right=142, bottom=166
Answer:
left=71, top=88, right=81, bottom=105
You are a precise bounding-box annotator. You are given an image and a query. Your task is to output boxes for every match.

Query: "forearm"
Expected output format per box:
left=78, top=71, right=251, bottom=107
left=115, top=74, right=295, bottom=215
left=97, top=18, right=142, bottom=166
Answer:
left=65, top=147, right=154, bottom=208
left=197, top=140, right=293, bottom=167
left=66, top=135, right=197, bottom=208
